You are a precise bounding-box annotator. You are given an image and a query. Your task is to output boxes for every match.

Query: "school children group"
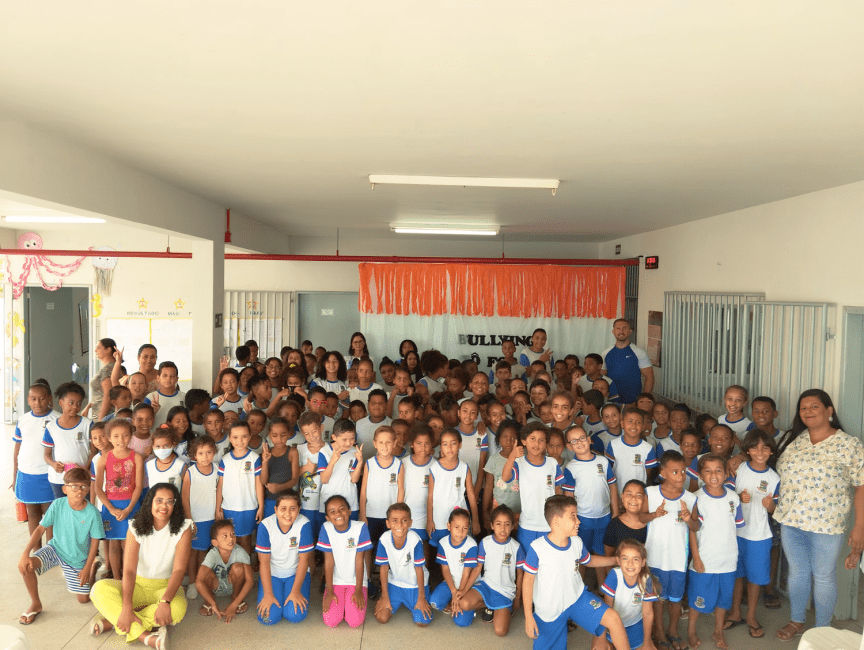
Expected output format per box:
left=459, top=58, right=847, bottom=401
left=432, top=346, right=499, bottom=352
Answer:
left=12, top=329, right=797, bottom=650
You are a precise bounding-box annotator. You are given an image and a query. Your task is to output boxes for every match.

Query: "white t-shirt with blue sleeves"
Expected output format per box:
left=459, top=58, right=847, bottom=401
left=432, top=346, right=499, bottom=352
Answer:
left=734, top=462, right=779, bottom=542
left=523, top=535, right=591, bottom=622
left=42, top=417, right=92, bottom=484
left=317, top=444, right=360, bottom=512
left=718, top=414, right=755, bottom=439
left=436, top=535, right=479, bottom=589
left=601, top=567, right=658, bottom=628
left=563, top=455, right=616, bottom=519
left=691, top=486, right=744, bottom=573
left=477, top=536, right=525, bottom=601
left=255, top=513, right=313, bottom=579
left=376, top=529, right=428, bottom=589
left=316, top=520, right=371, bottom=586
left=606, top=437, right=657, bottom=487
left=645, top=485, right=697, bottom=574
left=14, top=410, right=57, bottom=475
left=217, top=449, right=262, bottom=511
left=509, top=456, right=564, bottom=532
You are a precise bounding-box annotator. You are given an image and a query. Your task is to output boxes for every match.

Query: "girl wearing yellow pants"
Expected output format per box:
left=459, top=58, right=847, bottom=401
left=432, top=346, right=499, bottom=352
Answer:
left=91, top=483, right=192, bottom=649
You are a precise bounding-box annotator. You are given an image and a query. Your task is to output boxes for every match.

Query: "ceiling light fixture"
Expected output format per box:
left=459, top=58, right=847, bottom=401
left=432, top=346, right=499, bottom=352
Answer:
left=369, top=175, right=559, bottom=195
left=4, top=215, right=106, bottom=224
left=390, top=223, right=499, bottom=236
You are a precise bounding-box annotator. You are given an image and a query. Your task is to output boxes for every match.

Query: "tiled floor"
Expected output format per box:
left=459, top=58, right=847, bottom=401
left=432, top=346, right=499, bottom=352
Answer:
left=2, top=425, right=862, bottom=649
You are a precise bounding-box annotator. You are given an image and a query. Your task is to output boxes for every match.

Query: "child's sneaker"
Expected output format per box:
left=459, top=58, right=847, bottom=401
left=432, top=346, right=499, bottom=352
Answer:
left=481, top=608, right=493, bottom=622
left=94, top=559, right=109, bottom=582
left=368, top=582, right=382, bottom=599
left=186, top=583, right=199, bottom=600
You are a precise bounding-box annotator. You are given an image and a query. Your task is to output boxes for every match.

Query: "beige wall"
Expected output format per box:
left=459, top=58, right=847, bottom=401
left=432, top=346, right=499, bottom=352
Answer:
left=599, top=179, right=864, bottom=398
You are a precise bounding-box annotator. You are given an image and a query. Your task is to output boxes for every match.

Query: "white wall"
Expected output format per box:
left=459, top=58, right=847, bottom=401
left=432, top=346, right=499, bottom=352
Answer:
left=598, top=180, right=864, bottom=399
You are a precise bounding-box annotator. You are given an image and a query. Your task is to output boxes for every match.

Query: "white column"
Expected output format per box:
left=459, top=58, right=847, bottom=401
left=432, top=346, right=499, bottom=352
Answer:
left=191, top=238, right=225, bottom=387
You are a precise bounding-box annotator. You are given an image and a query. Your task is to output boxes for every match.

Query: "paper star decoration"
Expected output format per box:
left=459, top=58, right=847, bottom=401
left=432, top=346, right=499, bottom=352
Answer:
left=174, top=298, right=186, bottom=309
left=246, top=300, right=258, bottom=310
left=138, top=298, right=148, bottom=308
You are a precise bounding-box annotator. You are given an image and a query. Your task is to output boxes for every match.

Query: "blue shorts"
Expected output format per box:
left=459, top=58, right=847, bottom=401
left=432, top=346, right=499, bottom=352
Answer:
left=101, top=498, right=140, bottom=540
left=411, top=527, right=429, bottom=542
left=650, top=568, right=686, bottom=602
left=430, top=529, right=449, bottom=548
left=15, top=471, right=54, bottom=504
left=430, top=582, right=475, bottom=626
left=517, top=528, right=547, bottom=551
left=300, top=509, right=325, bottom=540
left=33, top=544, right=91, bottom=594
left=577, top=514, right=611, bottom=555
left=688, top=570, right=735, bottom=613
left=736, top=537, right=771, bottom=585
left=258, top=572, right=311, bottom=624
left=264, top=498, right=277, bottom=519
left=607, top=621, right=645, bottom=649
left=387, top=583, right=433, bottom=624
left=472, top=581, right=513, bottom=610
left=534, top=590, right=609, bottom=650
left=192, top=520, right=214, bottom=551
left=223, top=508, right=256, bottom=537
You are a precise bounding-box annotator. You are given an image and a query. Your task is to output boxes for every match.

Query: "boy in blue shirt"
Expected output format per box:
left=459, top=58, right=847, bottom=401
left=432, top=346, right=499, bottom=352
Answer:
left=522, top=495, right=628, bottom=650
left=18, top=468, right=104, bottom=624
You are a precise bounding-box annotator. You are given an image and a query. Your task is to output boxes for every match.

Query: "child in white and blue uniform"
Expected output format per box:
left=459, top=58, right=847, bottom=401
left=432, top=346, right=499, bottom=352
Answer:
left=13, top=383, right=57, bottom=520
left=600, top=540, right=659, bottom=650
left=429, top=508, right=480, bottom=627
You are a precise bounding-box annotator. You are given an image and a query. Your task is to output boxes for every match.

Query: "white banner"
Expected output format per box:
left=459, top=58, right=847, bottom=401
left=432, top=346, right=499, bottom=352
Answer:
left=361, top=312, right=617, bottom=371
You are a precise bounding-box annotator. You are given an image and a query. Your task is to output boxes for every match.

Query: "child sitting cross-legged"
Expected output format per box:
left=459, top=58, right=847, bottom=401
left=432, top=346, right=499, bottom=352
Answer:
left=196, top=519, right=254, bottom=621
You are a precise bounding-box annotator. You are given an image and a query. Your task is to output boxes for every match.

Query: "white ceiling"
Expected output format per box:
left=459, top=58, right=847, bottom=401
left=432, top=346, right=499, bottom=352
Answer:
left=1, top=1, right=862, bottom=241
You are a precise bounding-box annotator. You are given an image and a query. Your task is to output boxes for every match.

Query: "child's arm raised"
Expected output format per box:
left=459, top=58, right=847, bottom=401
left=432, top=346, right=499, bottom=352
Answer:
left=260, top=444, right=271, bottom=487
left=501, top=444, right=522, bottom=483
left=318, top=449, right=340, bottom=485
left=396, top=463, right=405, bottom=504
left=350, top=446, right=364, bottom=484
left=682, top=500, right=700, bottom=532
left=638, top=496, right=667, bottom=525
left=426, top=474, right=436, bottom=536
left=465, top=469, right=481, bottom=537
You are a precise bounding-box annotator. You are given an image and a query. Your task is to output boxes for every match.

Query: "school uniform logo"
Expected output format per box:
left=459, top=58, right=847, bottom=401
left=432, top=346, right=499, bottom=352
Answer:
left=597, top=464, right=604, bottom=475
left=347, top=538, right=356, bottom=548
left=289, top=537, right=298, bottom=547
left=389, top=473, right=397, bottom=485
left=476, top=437, right=482, bottom=449
left=455, top=477, right=462, bottom=489
left=77, top=431, right=84, bottom=442
left=244, top=461, right=252, bottom=472
left=589, top=598, right=602, bottom=610
left=632, top=592, right=642, bottom=604
left=405, top=553, right=412, bottom=565
left=575, top=560, right=580, bottom=572
left=103, top=520, right=112, bottom=531
left=729, top=501, right=735, bottom=514
left=503, top=553, right=512, bottom=566
left=459, top=552, right=467, bottom=564
left=422, top=475, right=430, bottom=487
left=676, top=509, right=685, bottom=523
left=758, top=480, right=768, bottom=493
left=695, top=596, right=706, bottom=609
left=546, top=475, right=553, bottom=486
left=632, top=453, right=642, bottom=466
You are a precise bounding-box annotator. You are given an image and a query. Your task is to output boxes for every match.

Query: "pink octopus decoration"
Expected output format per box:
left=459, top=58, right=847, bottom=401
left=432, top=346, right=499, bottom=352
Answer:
left=5, top=232, right=86, bottom=299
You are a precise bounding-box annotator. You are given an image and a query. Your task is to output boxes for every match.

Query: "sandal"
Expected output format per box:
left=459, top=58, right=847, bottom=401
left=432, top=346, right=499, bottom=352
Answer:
left=19, top=611, right=40, bottom=625
left=235, top=601, right=248, bottom=615
left=667, top=635, right=688, bottom=650
left=777, top=621, right=804, bottom=642
left=764, top=592, right=781, bottom=609
left=90, top=618, right=109, bottom=636
left=199, top=603, right=214, bottom=617
left=722, top=618, right=743, bottom=630
left=749, top=623, right=764, bottom=638
left=142, top=627, right=167, bottom=650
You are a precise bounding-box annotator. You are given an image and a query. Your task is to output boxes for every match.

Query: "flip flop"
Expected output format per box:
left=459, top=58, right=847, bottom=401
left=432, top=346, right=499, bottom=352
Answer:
left=749, top=623, right=764, bottom=638
left=199, top=603, right=214, bottom=616
left=667, top=635, right=689, bottom=650
left=722, top=618, right=744, bottom=630
left=90, top=619, right=108, bottom=636
left=19, top=611, right=40, bottom=625
left=235, top=601, right=248, bottom=615
left=763, top=593, right=781, bottom=609
left=777, top=622, right=804, bottom=642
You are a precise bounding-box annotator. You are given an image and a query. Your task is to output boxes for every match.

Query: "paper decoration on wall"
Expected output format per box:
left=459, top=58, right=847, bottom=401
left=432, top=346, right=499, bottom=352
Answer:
left=90, top=246, right=118, bottom=295
left=4, top=232, right=86, bottom=299
left=174, top=298, right=186, bottom=309
left=91, top=294, right=103, bottom=318
left=138, top=298, right=148, bottom=308
left=6, top=312, right=25, bottom=347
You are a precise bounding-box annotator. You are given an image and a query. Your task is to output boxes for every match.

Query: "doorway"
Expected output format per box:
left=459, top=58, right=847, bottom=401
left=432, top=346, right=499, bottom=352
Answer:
left=296, top=292, right=360, bottom=357
left=23, top=286, right=90, bottom=412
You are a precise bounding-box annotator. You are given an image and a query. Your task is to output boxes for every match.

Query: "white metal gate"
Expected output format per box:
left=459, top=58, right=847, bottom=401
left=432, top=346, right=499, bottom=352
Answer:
left=224, top=291, right=293, bottom=361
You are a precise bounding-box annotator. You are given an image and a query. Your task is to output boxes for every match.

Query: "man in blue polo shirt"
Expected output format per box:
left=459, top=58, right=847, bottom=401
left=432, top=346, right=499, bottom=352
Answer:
left=602, top=319, right=654, bottom=404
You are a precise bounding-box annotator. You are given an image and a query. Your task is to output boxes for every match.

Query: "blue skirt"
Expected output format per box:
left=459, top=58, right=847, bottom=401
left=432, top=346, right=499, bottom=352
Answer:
left=101, top=498, right=140, bottom=540
left=15, top=471, right=55, bottom=504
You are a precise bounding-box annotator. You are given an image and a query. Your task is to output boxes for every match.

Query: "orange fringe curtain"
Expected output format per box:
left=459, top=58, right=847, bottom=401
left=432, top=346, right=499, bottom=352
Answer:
left=359, top=263, right=625, bottom=320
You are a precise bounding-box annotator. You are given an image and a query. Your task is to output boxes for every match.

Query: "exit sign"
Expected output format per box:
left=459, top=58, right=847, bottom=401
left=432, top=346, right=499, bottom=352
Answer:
left=645, top=256, right=659, bottom=269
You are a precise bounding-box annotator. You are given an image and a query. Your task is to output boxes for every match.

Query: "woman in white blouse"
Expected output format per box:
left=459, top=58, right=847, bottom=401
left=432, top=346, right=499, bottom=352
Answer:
left=774, top=389, right=864, bottom=641
left=90, top=483, right=192, bottom=649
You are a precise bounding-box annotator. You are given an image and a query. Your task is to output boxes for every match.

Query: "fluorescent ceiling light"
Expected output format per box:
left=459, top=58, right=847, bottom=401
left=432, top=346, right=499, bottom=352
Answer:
left=4, top=215, right=105, bottom=224
left=369, top=175, right=559, bottom=193
left=390, top=223, right=499, bottom=236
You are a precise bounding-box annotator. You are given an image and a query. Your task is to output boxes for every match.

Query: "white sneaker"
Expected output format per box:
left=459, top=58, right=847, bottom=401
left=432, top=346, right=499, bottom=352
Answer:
left=94, top=560, right=109, bottom=582
left=186, top=584, right=198, bottom=600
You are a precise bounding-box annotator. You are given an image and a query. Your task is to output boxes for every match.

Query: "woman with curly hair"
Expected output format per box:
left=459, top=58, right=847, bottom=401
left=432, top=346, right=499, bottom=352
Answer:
left=90, top=483, right=192, bottom=649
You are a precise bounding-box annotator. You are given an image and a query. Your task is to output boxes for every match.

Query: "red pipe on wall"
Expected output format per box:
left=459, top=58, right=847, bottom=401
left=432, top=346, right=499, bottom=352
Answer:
left=224, top=253, right=638, bottom=266
left=0, top=249, right=192, bottom=259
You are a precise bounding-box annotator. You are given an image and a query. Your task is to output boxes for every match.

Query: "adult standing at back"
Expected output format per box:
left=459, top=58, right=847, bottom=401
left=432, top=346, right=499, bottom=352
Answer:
left=601, top=319, right=653, bottom=404
left=774, top=389, right=864, bottom=641
left=90, top=338, right=118, bottom=421
left=111, top=344, right=159, bottom=393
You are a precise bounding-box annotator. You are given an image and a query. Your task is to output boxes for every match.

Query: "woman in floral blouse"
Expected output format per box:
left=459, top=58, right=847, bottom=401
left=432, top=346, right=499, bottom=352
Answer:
left=774, top=389, right=864, bottom=641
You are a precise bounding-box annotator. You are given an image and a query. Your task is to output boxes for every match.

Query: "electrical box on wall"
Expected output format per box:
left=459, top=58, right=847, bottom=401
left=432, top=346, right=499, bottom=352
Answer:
left=645, top=256, right=659, bottom=270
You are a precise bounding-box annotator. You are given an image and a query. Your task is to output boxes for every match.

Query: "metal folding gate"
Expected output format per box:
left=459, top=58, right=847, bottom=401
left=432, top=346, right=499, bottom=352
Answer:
left=224, top=291, right=293, bottom=361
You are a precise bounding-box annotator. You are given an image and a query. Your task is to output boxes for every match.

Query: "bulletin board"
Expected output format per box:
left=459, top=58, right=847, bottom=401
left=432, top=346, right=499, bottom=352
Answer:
left=107, top=318, right=193, bottom=391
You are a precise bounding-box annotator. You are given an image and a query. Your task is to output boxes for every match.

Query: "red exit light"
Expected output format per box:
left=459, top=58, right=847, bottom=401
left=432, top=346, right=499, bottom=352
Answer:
left=645, top=256, right=659, bottom=269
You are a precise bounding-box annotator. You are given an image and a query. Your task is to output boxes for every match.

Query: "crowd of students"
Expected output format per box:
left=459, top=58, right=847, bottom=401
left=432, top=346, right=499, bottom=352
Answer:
left=10, top=323, right=864, bottom=650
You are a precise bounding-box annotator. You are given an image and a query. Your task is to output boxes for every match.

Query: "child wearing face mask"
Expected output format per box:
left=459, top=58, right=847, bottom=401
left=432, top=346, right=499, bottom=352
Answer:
left=144, top=428, right=186, bottom=497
